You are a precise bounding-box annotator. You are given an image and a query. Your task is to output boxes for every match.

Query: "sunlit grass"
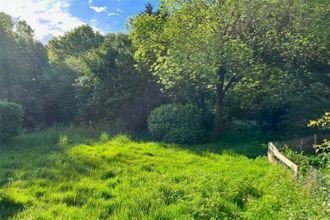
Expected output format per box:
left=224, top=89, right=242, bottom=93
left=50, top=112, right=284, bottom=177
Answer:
left=0, top=127, right=326, bottom=219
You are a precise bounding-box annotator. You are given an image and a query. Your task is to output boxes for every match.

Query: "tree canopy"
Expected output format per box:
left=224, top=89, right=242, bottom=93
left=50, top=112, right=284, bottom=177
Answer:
left=129, top=0, right=329, bottom=136
left=0, top=0, right=329, bottom=137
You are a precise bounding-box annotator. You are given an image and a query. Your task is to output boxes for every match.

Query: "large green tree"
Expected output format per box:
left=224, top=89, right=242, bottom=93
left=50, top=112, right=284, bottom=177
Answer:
left=0, top=12, right=49, bottom=128
left=47, top=25, right=104, bottom=62
left=42, top=25, right=106, bottom=125
left=73, top=33, right=162, bottom=129
left=130, top=0, right=329, bottom=136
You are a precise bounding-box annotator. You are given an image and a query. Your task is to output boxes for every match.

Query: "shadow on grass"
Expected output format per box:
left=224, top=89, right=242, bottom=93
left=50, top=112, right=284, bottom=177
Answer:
left=131, top=130, right=269, bottom=159
left=0, top=194, right=25, bottom=219
left=157, top=141, right=268, bottom=159
left=1, top=126, right=273, bottom=161
left=0, top=125, right=107, bottom=151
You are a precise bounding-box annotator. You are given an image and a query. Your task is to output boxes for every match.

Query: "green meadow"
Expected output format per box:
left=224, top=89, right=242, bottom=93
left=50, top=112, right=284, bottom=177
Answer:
left=0, top=127, right=326, bottom=219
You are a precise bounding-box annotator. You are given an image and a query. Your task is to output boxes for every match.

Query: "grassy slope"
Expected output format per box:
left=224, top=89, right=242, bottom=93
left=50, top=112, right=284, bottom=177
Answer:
left=0, top=127, right=326, bottom=219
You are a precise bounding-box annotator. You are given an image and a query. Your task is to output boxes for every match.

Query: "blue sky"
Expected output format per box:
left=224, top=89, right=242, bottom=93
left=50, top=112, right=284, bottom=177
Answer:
left=0, top=0, right=159, bottom=42
left=71, top=0, right=159, bottom=33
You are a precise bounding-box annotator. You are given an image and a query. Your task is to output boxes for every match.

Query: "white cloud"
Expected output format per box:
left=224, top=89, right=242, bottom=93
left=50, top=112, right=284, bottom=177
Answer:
left=0, top=0, right=84, bottom=43
left=108, top=8, right=123, bottom=17
left=107, top=12, right=119, bottom=16
left=90, top=6, right=107, bottom=13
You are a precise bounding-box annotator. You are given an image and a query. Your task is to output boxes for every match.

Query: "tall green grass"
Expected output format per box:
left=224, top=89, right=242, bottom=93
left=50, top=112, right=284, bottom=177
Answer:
left=0, top=127, right=327, bottom=219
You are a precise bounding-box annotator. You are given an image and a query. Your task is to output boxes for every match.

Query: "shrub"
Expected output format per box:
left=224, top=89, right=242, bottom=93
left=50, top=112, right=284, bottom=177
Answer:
left=0, top=101, right=24, bottom=142
left=308, top=112, right=330, bottom=168
left=148, top=104, right=206, bottom=144
left=314, top=140, right=330, bottom=168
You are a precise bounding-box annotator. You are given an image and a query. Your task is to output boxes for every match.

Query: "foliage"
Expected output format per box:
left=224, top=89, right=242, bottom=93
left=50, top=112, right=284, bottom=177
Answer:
left=0, top=13, right=49, bottom=129
left=41, top=62, right=79, bottom=124
left=280, top=144, right=329, bottom=211
left=314, top=140, right=330, bottom=168
left=282, top=146, right=317, bottom=173
left=1, top=12, right=161, bottom=131
left=73, top=34, right=137, bottom=123
left=47, top=25, right=104, bottom=62
left=308, top=112, right=330, bottom=129
left=148, top=104, right=206, bottom=144
left=0, top=101, right=23, bottom=142
left=73, top=33, right=161, bottom=129
left=1, top=3, right=328, bottom=137
left=0, top=128, right=327, bottom=219
left=42, top=26, right=107, bottom=126
left=130, top=0, right=330, bottom=135
left=308, top=112, right=330, bottom=168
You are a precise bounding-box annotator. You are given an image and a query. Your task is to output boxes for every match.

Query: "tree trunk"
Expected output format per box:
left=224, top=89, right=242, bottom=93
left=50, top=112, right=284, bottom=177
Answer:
left=213, top=68, right=225, bottom=137
left=213, top=87, right=224, bottom=137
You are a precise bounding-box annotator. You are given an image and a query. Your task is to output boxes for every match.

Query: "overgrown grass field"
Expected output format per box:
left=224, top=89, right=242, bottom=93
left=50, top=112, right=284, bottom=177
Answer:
left=0, top=127, right=327, bottom=219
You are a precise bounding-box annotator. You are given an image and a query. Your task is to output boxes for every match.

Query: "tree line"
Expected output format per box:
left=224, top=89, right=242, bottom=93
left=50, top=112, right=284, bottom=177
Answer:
left=0, top=0, right=329, bottom=140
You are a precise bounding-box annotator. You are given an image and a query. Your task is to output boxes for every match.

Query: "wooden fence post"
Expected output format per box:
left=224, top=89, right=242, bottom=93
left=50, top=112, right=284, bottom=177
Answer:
left=267, top=143, right=275, bottom=163
left=268, top=142, right=299, bottom=177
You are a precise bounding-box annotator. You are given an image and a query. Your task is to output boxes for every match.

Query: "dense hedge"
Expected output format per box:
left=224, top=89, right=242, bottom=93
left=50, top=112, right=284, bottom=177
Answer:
left=148, top=104, right=206, bottom=144
left=0, top=101, right=24, bottom=142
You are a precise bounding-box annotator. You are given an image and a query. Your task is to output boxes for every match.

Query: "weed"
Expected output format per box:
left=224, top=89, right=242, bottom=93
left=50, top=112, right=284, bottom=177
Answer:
left=58, top=134, right=69, bottom=150
left=100, top=132, right=110, bottom=143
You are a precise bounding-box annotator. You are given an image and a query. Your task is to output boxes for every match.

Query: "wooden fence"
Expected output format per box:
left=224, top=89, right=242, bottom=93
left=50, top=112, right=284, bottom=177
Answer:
left=268, top=142, right=299, bottom=177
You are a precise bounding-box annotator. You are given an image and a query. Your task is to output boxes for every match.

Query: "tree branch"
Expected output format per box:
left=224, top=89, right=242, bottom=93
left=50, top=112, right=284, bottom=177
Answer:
left=223, top=74, right=241, bottom=94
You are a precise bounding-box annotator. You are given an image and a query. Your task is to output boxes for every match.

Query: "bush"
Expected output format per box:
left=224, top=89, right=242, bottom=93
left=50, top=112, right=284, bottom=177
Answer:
left=308, top=112, right=330, bottom=168
left=148, top=104, right=206, bottom=144
left=0, top=101, right=24, bottom=142
left=314, top=140, right=330, bottom=168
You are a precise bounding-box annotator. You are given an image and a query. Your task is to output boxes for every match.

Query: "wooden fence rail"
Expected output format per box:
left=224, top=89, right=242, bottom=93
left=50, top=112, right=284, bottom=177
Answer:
left=268, top=142, right=299, bottom=177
